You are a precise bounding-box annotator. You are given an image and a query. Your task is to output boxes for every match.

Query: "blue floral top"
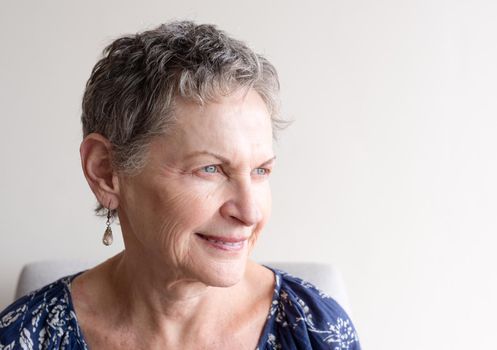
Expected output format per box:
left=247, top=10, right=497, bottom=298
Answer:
left=0, top=268, right=361, bottom=349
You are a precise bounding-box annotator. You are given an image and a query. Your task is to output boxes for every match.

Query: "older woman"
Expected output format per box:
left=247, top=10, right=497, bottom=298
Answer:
left=0, top=21, right=360, bottom=349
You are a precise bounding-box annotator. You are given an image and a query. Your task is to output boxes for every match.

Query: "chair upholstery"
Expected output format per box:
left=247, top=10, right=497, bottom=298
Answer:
left=15, top=260, right=97, bottom=299
left=15, top=260, right=350, bottom=313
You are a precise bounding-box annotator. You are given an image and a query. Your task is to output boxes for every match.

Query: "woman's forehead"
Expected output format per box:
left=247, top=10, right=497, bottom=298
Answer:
left=172, top=90, right=272, bottom=140
left=149, top=90, right=274, bottom=164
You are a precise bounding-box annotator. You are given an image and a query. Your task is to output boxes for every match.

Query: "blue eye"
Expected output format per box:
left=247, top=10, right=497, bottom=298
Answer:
left=202, top=165, right=218, bottom=173
left=255, top=168, right=268, bottom=176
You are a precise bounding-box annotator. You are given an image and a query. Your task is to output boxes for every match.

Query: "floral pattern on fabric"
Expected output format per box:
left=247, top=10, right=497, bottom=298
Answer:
left=0, top=267, right=360, bottom=349
left=256, top=268, right=361, bottom=350
left=0, top=275, right=88, bottom=350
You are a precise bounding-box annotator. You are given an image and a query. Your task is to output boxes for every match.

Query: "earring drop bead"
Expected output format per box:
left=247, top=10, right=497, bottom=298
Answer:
left=102, top=226, right=113, bottom=246
left=102, top=206, right=114, bottom=246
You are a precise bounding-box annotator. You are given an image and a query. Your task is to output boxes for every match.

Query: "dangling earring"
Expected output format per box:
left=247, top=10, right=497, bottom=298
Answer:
left=102, top=207, right=113, bottom=246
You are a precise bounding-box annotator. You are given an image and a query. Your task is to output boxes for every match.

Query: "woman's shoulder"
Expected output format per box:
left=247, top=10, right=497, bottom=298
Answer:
left=258, top=267, right=361, bottom=350
left=0, top=274, right=87, bottom=350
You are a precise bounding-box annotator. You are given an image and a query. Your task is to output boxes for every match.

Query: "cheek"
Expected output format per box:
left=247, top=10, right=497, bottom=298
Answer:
left=120, top=178, right=196, bottom=249
left=163, top=181, right=223, bottom=224
left=154, top=192, right=204, bottom=241
left=151, top=183, right=223, bottom=246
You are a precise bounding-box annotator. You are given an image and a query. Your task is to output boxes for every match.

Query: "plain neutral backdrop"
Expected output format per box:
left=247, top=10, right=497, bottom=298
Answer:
left=1, top=0, right=496, bottom=349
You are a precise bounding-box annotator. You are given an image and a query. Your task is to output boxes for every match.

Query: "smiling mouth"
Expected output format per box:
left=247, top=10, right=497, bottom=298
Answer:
left=195, top=233, right=247, bottom=251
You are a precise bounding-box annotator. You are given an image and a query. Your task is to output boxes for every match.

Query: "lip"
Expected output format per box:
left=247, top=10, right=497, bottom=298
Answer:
left=196, top=233, right=248, bottom=243
left=195, top=233, right=248, bottom=251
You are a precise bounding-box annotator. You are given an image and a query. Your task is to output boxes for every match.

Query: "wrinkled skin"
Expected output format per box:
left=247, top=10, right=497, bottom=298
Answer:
left=118, top=88, right=275, bottom=289
left=76, top=88, right=276, bottom=349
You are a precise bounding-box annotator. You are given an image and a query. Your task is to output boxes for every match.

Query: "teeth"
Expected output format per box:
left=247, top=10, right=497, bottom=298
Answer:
left=205, top=237, right=242, bottom=246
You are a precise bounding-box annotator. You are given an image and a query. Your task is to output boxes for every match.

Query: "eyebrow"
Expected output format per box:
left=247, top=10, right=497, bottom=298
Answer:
left=184, top=151, right=276, bottom=167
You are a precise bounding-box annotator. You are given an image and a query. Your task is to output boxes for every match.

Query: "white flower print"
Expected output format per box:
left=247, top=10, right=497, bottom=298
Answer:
left=258, top=267, right=361, bottom=349
left=0, top=305, right=27, bottom=328
left=19, top=328, right=33, bottom=350
left=0, top=340, right=16, bottom=350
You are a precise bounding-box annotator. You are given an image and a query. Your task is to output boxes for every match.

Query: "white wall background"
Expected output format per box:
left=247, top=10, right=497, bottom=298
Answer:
left=1, top=0, right=496, bottom=349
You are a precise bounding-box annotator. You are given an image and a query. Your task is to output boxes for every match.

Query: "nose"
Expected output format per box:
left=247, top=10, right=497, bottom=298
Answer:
left=220, top=179, right=262, bottom=227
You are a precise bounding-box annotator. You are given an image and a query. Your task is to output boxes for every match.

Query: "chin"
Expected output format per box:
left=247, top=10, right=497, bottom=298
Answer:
left=197, top=258, right=248, bottom=288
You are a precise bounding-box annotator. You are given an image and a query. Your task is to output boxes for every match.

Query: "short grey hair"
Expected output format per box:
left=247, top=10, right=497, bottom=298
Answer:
left=81, top=20, right=282, bottom=176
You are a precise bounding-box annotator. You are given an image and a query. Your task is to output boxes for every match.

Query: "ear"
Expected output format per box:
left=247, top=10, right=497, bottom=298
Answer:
left=80, top=133, right=120, bottom=210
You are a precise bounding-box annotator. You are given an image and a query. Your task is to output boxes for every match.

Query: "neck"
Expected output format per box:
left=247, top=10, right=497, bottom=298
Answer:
left=71, top=250, right=274, bottom=349
left=111, top=250, right=225, bottom=320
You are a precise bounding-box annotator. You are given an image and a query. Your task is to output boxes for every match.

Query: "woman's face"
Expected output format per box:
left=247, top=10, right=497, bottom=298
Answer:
left=117, top=89, right=274, bottom=287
